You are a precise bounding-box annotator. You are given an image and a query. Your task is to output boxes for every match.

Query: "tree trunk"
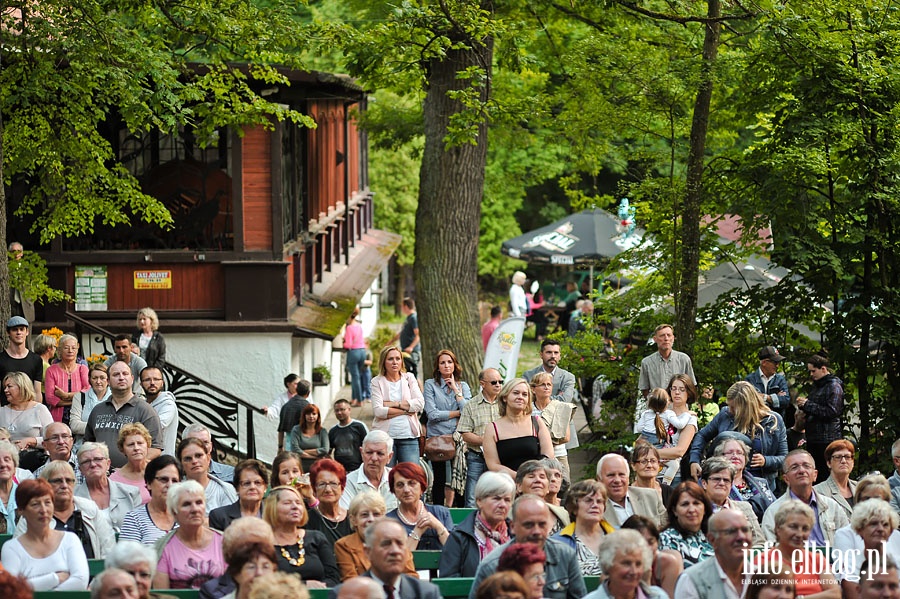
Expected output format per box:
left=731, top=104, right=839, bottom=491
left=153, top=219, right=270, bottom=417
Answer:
left=0, top=95, right=8, bottom=344
left=676, top=0, right=720, bottom=353
left=414, top=40, right=492, bottom=381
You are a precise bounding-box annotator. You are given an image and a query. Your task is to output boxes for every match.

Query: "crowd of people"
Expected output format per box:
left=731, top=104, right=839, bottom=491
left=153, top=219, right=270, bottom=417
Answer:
left=3, top=297, right=900, bottom=599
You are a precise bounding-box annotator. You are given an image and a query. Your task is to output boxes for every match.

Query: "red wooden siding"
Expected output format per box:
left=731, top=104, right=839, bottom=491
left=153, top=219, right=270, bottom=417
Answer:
left=242, top=126, right=273, bottom=250
left=98, top=264, right=224, bottom=311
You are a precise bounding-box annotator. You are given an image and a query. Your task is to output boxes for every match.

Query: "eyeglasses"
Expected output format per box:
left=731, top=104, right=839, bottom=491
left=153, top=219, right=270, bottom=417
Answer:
left=707, top=476, right=732, bottom=485
left=46, top=434, right=73, bottom=443
left=79, top=457, right=107, bottom=466
left=316, top=481, right=341, bottom=489
left=526, top=573, right=546, bottom=583
left=154, top=476, right=179, bottom=484
left=240, top=480, right=266, bottom=489
left=831, top=454, right=854, bottom=462
left=47, top=477, right=76, bottom=486
left=141, top=377, right=164, bottom=383
left=787, top=463, right=815, bottom=472
left=635, top=459, right=659, bottom=466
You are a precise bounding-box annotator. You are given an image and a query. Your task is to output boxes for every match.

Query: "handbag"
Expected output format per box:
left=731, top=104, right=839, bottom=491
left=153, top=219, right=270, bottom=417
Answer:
left=424, top=434, right=457, bottom=462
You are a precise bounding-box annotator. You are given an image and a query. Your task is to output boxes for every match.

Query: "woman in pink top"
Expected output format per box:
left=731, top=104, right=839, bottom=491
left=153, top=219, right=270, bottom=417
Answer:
left=343, top=308, right=368, bottom=408
left=44, top=334, right=89, bottom=424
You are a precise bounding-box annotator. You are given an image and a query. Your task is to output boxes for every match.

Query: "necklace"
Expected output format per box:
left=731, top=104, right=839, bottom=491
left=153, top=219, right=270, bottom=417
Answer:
left=320, top=512, right=344, bottom=531
left=280, top=534, right=306, bottom=567
left=396, top=502, right=423, bottom=526
left=4, top=404, right=31, bottom=434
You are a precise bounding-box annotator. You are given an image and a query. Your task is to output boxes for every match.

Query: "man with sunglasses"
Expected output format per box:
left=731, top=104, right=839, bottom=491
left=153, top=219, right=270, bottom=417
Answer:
left=457, top=368, right=503, bottom=507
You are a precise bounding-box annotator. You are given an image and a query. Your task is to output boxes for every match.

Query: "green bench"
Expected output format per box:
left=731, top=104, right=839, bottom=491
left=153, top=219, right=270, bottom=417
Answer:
left=432, top=577, right=475, bottom=599
left=448, top=508, right=475, bottom=524
left=412, top=549, right=442, bottom=575
left=0, top=532, right=11, bottom=548
left=309, top=589, right=331, bottom=599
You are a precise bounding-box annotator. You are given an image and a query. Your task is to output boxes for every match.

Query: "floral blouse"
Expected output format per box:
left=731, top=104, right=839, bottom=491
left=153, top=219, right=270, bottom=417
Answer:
left=658, top=527, right=714, bottom=567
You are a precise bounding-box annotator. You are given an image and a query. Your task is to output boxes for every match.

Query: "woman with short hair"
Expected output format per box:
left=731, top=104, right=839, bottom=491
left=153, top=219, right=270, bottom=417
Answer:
left=335, top=491, right=417, bottom=581
left=178, top=437, right=237, bottom=513
left=386, top=460, right=453, bottom=550
left=621, top=515, right=683, bottom=599
left=498, top=543, right=546, bottom=599
left=699, top=456, right=765, bottom=546
left=119, top=454, right=179, bottom=546
left=589, top=529, right=669, bottom=599
left=209, top=459, right=268, bottom=532
left=154, top=480, right=226, bottom=589
left=104, top=540, right=159, bottom=599
left=0, top=371, right=53, bottom=456
left=44, top=334, right=90, bottom=424
left=69, top=363, right=110, bottom=440
left=306, top=458, right=352, bottom=545
left=110, top=422, right=153, bottom=504
left=813, top=439, right=857, bottom=519
left=0, top=439, right=19, bottom=533
left=714, top=437, right=776, bottom=521
left=838, top=498, right=900, bottom=599
left=553, top=479, right=614, bottom=575
left=75, top=441, right=141, bottom=531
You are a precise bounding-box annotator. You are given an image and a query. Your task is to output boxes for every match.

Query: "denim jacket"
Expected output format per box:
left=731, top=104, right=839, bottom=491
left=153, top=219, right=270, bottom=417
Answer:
left=423, top=378, right=471, bottom=437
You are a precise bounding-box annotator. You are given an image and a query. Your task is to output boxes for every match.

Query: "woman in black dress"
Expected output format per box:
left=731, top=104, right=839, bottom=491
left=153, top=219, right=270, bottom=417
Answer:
left=483, top=377, right=553, bottom=478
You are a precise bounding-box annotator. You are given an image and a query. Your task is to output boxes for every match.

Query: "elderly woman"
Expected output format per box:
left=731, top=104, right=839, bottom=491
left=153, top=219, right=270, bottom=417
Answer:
left=69, top=363, right=110, bottom=441
left=306, top=458, right=352, bottom=545
left=120, top=455, right=179, bottom=546
left=335, top=492, right=417, bottom=581
left=498, top=543, right=547, bottom=599
left=587, top=529, right=669, bottom=599
left=198, top=516, right=277, bottom=599
left=387, top=460, right=453, bottom=550
left=715, top=436, right=775, bottom=520
left=44, top=333, right=90, bottom=424
left=370, top=345, right=425, bottom=465
left=154, top=480, right=226, bottom=589
left=75, top=441, right=141, bottom=531
left=659, top=481, right=715, bottom=566
left=484, top=378, right=554, bottom=477
left=440, top=471, right=514, bottom=577
left=424, top=349, right=471, bottom=507
left=1, top=478, right=89, bottom=590
left=23, top=461, right=116, bottom=559
left=699, top=457, right=765, bottom=547
left=209, top=459, right=268, bottom=531
left=290, top=404, right=330, bottom=472
left=631, top=441, right=673, bottom=507
left=0, top=372, right=53, bottom=455
left=110, top=422, right=153, bottom=504
left=813, top=439, right=857, bottom=519
left=690, top=381, right=788, bottom=491
left=531, top=372, right=573, bottom=481
left=104, top=540, right=162, bottom=599
left=837, top=498, right=900, bottom=599
left=553, top=479, right=614, bottom=575
left=621, top=515, right=683, bottom=599
left=756, top=500, right=839, bottom=599
left=132, top=307, right=166, bottom=368
left=0, top=440, right=20, bottom=533
left=509, top=271, right=528, bottom=317
left=263, top=484, right=340, bottom=588
left=218, top=540, right=277, bottom=599
left=515, top=460, right=568, bottom=534
left=833, top=474, right=900, bottom=559
left=179, top=437, right=238, bottom=513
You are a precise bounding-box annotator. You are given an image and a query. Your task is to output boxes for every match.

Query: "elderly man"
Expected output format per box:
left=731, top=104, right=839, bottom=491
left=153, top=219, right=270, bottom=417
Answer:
left=140, top=367, right=178, bottom=456
left=337, top=577, right=388, bottom=599
left=638, top=323, right=696, bottom=399
left=90, top=568, right=140, bottom=599
left=745, top=346, right=791, bottom=419
left=340, top=430, right=397, bottom=511
left=183, top=423, right=234, bottom=482
left=16, top=460, right=116, bottom=559
left=468, top=494, right=586, bottom=599
left=762, top=449, right=849, bottom=546
left=859, top=555, right=900, bottom=599
left=329, top=519, right=441, bottom=599
left=35, top=422, right=84, bottom=485
left=104, top=335, right=148, bottom=395
left=597, top=453, right=666, bottom=528
left=523, top=339, right=579, bottom=451
left=457, top=367, right=503, bottom=507
left=674, top=509, right=754, bottom=599
left=84, top=361, right=162, bottom=468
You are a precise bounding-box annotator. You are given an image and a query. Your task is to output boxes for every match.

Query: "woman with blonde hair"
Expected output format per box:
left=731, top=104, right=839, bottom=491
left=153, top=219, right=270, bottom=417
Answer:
left=483, top=378, right=553, bottom=477
left=110, top=422, right=153, bottom=504
left=132, top=307, right=166, bottom=368
left=530, top=372, right=573, bottom=480
left=44, top=334, right=90, bottom=424
left=509, top=271, right=528, bottom=317
left=690, top=380, right=787, bottom=490
left=370, top=345, right=424, bottom=465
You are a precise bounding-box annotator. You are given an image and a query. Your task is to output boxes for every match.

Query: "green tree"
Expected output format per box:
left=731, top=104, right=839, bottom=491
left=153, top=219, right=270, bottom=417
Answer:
left=0, top=0, right=315, bottom=327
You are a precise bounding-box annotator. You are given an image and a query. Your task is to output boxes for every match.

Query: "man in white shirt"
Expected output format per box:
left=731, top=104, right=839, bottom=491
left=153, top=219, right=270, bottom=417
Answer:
left=339, top=430, right=397, bottom=511
left=140, top=367, right=178, bottom=456
left=675, top=509, right=754, bottom=599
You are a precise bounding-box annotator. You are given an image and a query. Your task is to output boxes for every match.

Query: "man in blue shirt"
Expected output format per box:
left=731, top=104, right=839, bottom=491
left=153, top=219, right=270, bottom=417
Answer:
left=745, top=346, right=791, bottom=424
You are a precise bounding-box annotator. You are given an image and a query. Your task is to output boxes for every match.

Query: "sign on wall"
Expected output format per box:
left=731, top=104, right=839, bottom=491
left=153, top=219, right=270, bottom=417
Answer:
left=75, top=266, right=108, bottom=311
left=134, top=270, right=172, bottom=290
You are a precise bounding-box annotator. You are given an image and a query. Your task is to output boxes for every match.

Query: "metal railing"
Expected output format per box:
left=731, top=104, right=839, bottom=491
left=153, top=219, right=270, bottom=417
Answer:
left=66, top=311, right=263, bottom=462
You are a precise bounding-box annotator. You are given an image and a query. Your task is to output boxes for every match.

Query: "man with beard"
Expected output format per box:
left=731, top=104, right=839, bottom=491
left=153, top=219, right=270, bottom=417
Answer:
left=139, top=367, right=178, bottom=456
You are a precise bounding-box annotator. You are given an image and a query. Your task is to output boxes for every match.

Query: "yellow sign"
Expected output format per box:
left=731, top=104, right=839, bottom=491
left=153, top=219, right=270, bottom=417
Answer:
left=134, top=270, right=172, bottom=290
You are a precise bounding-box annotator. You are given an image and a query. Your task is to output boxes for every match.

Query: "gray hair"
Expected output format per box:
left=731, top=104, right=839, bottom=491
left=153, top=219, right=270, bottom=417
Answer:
left=363, top=517, right=405, bottom=548
left=39, top=460, right=76, bottom=481
left=851, top=498, right=899, bottom=534
left=58, top=334, right=79, bottom=351
left=43, top=421, right=72, bottom=438
left=105, top=540, right=157, bottom=578
left=166, top=480, right=206, bottom=514
left=362, top=429, right=394, bottom=453
left=90, top=568, right=134, bottom=599
left=597, top=453, right=630, bottom=479
left=515, top=460, right=550, bottom=485
left=701, top=457, right=736, bottom=481
left=348, top=490, right=387, bottom=520
left=512, top=271, right=527, bottom=286
left=541, top=456, right=564, bottom=474
left=77, top=441, right=110, bottom=460
left=0, top=440, right=19, bottom=468
left=474, top=471, right=516, bottom=502
left=773, top=499, right=815, bottom=529
left=597, top=529, right=653, bottom=573
left=182, top=423, right=211, bottom=437
left=713, top=438, right=751, bottom=460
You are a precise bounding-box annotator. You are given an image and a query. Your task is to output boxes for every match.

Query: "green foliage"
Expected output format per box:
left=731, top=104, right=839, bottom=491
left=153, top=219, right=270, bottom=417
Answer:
left=7, top=252, right=71, bottom=305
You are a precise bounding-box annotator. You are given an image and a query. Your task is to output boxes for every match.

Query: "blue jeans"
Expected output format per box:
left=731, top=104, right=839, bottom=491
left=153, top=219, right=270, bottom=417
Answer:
left=391, top=438, right=420, bottom=466
left=465, top=451, right=486, bottom=507
left=346, top=348, right=367, bottom=402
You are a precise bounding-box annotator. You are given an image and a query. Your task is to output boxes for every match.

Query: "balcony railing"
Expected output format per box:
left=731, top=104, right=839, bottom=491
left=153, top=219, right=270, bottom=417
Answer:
left=66, top=311, right=263, bottom=463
